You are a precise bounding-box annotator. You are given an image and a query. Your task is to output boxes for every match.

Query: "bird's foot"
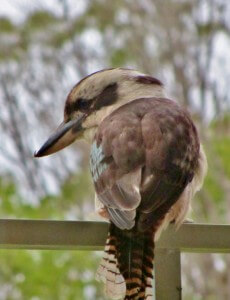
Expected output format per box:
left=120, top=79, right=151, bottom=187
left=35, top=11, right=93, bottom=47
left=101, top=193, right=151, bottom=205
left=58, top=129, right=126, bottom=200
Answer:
left=183, top=218, right=194, bottom=224
left=97, top=208, right=110, bottom=220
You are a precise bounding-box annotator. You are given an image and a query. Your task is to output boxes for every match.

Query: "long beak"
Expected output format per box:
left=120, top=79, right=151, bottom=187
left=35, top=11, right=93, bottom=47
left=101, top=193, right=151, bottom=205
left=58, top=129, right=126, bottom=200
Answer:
left=34, top=114, right=86, bottom=157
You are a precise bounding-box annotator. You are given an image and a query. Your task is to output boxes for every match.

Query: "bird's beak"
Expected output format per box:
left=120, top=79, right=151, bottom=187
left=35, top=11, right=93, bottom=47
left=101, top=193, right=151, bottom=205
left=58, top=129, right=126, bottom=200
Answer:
left=34, top=114, right=86, bottom=157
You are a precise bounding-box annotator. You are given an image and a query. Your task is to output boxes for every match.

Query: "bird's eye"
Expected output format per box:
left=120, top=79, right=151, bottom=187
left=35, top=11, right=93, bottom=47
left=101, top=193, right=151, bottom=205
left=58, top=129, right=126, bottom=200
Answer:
left=75, top=98, right=92, bottom=111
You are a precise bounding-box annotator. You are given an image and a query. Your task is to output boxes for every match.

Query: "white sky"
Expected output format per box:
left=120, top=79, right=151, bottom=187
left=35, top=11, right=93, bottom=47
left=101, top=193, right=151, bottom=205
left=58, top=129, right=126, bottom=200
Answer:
left=0, top=0, right=86, bottom=22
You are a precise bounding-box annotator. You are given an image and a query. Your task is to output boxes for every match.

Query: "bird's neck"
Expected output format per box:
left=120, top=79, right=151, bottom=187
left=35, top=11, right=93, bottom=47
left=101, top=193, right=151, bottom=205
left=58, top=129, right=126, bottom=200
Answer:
left=83, top=84, right=166, bottom=143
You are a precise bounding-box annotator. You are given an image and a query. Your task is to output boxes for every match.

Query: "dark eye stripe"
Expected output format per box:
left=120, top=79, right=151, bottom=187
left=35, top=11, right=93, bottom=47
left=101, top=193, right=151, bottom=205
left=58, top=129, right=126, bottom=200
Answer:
left=93, top=82, right=118, bottom=110
left=75, top=98, right=92, bottom=111
left=64, top=82, right=118, bottom=116
left=64, top=98, right=91, bottom=115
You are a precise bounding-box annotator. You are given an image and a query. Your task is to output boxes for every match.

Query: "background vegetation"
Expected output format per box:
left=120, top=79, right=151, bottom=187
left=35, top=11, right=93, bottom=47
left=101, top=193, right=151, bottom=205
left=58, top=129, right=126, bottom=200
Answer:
left=0, top=0, right=230, bottom=299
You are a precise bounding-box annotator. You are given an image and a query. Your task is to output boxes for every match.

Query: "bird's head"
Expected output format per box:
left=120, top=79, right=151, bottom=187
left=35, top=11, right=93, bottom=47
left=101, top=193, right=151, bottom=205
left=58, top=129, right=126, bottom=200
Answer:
left=34, top=68, right=164, bottom=157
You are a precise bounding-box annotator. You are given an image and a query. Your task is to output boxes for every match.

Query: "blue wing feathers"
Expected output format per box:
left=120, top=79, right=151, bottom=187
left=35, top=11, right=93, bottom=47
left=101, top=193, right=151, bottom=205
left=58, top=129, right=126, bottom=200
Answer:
left=90, top=141, right=141, bottom=230
left=90, top=142, right=108, bottom=182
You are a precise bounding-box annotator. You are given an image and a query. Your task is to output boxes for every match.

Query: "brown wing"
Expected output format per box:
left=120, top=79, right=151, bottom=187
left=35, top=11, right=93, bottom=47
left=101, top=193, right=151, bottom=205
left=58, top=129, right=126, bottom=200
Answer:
left=90, top=98, right=200, bottom=231
left=90, top=109, right=145, bottom=229
left=136, top=99, right=200, bottom=231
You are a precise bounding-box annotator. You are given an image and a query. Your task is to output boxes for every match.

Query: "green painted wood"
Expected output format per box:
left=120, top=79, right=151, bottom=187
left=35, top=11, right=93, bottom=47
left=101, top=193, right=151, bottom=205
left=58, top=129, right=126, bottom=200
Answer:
left=0, top=220, right=230, bottom=253
left=0, top=219, right=109, bottom=250
left=157, top=223, right=230, bottom=253
left=155, top=249, right=182, bottom=300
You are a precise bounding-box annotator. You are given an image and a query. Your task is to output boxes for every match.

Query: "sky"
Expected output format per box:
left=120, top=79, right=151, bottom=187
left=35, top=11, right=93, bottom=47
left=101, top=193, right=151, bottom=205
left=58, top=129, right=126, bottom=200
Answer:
left=0, top=0, right=86, bottom=22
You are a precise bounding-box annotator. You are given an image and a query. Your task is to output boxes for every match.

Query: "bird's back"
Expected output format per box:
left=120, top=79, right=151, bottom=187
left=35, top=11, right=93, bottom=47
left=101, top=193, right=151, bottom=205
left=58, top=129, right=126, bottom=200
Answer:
left=91, top=97, right=200, bottom=231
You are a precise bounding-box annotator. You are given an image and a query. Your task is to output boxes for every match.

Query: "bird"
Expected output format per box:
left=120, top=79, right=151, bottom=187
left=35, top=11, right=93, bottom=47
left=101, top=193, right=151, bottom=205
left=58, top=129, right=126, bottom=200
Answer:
left=34, top=68, right=207, bottom=300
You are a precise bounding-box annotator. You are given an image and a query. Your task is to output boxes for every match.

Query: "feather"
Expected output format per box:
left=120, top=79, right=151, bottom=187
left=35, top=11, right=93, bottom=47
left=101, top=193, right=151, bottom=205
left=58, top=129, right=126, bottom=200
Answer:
left=107, top=207, right=135, bottom=230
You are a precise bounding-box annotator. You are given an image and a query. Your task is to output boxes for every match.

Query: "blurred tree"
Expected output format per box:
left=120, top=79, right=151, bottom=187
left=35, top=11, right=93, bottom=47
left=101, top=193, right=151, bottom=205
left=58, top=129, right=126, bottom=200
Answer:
left=0, top=0, right=230, bottom=299
left=0, top=174, right=105, bottom=300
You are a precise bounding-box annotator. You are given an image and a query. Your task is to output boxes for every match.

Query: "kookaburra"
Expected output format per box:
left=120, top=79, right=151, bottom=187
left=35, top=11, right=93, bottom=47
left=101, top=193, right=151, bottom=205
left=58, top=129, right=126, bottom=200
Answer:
left=35, top=68, right=207, bottom=300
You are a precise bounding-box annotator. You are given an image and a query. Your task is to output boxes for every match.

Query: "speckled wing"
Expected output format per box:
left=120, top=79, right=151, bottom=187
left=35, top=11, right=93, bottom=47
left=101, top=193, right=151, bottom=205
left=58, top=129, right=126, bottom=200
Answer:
left=90, top=98, right=200, bottom=231
left=90, top=109, right=145, bottom=230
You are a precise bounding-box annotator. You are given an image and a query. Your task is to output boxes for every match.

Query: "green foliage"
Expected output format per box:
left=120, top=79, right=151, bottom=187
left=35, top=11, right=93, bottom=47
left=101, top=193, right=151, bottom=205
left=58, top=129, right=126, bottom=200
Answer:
left=51, top=30, right=71, bottom=48
left=210, top=113, right=230, bottom=131
left=111, top=48, right=130, bottom=67
left=0, top=173, right=104, bottom=299
left=27, top=11, right=58, bottom=30
left=197, top=22, right=227, bottom=36
left=0, top=169, right=94, bottom=219
left=72, top=17, right=88, bottom=34
left=0, top=249, right=102, bottom=300
left=203, top=172, right=225, bottom=216
left=0, top=17, right=15, bottom=33
left=213, top=137, right=230, bottom=178
left=86, top=2, right=116, bottom=31
left=204, top=173, right=224, bottom=204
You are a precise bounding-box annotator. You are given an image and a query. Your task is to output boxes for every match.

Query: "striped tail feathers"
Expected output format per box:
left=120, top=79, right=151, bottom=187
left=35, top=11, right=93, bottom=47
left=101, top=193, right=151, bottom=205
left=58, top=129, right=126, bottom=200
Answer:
left=96, top=228, right=126, bottom=299
left=138, top=231, right=155, bottom=300
left=96, top=224, right=155, bottom=300
left=118, top=229, right=144, bottom=299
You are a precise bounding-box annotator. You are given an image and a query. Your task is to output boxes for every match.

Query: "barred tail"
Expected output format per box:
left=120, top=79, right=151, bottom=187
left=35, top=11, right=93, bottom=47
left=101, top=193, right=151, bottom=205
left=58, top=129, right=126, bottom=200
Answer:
left=96, top=223, right=155, bottom=300
left=96, top=224, right=126, bottom=299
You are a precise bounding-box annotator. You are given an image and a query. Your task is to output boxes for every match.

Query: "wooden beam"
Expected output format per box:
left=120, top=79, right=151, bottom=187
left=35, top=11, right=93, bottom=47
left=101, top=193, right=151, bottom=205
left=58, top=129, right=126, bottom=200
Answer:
left=0, top=219, right=108, bottom=250
left=0, top=219, right=230, bottom=253
left=157, top=223, right=230, bottom=253
left=155, top=249, right=182, bottom=300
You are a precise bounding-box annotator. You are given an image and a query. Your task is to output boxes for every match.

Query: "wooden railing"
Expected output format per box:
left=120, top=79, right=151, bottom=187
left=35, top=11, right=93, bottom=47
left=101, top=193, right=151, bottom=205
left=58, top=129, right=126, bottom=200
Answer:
left=1, top=219, right=230, bottom=299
